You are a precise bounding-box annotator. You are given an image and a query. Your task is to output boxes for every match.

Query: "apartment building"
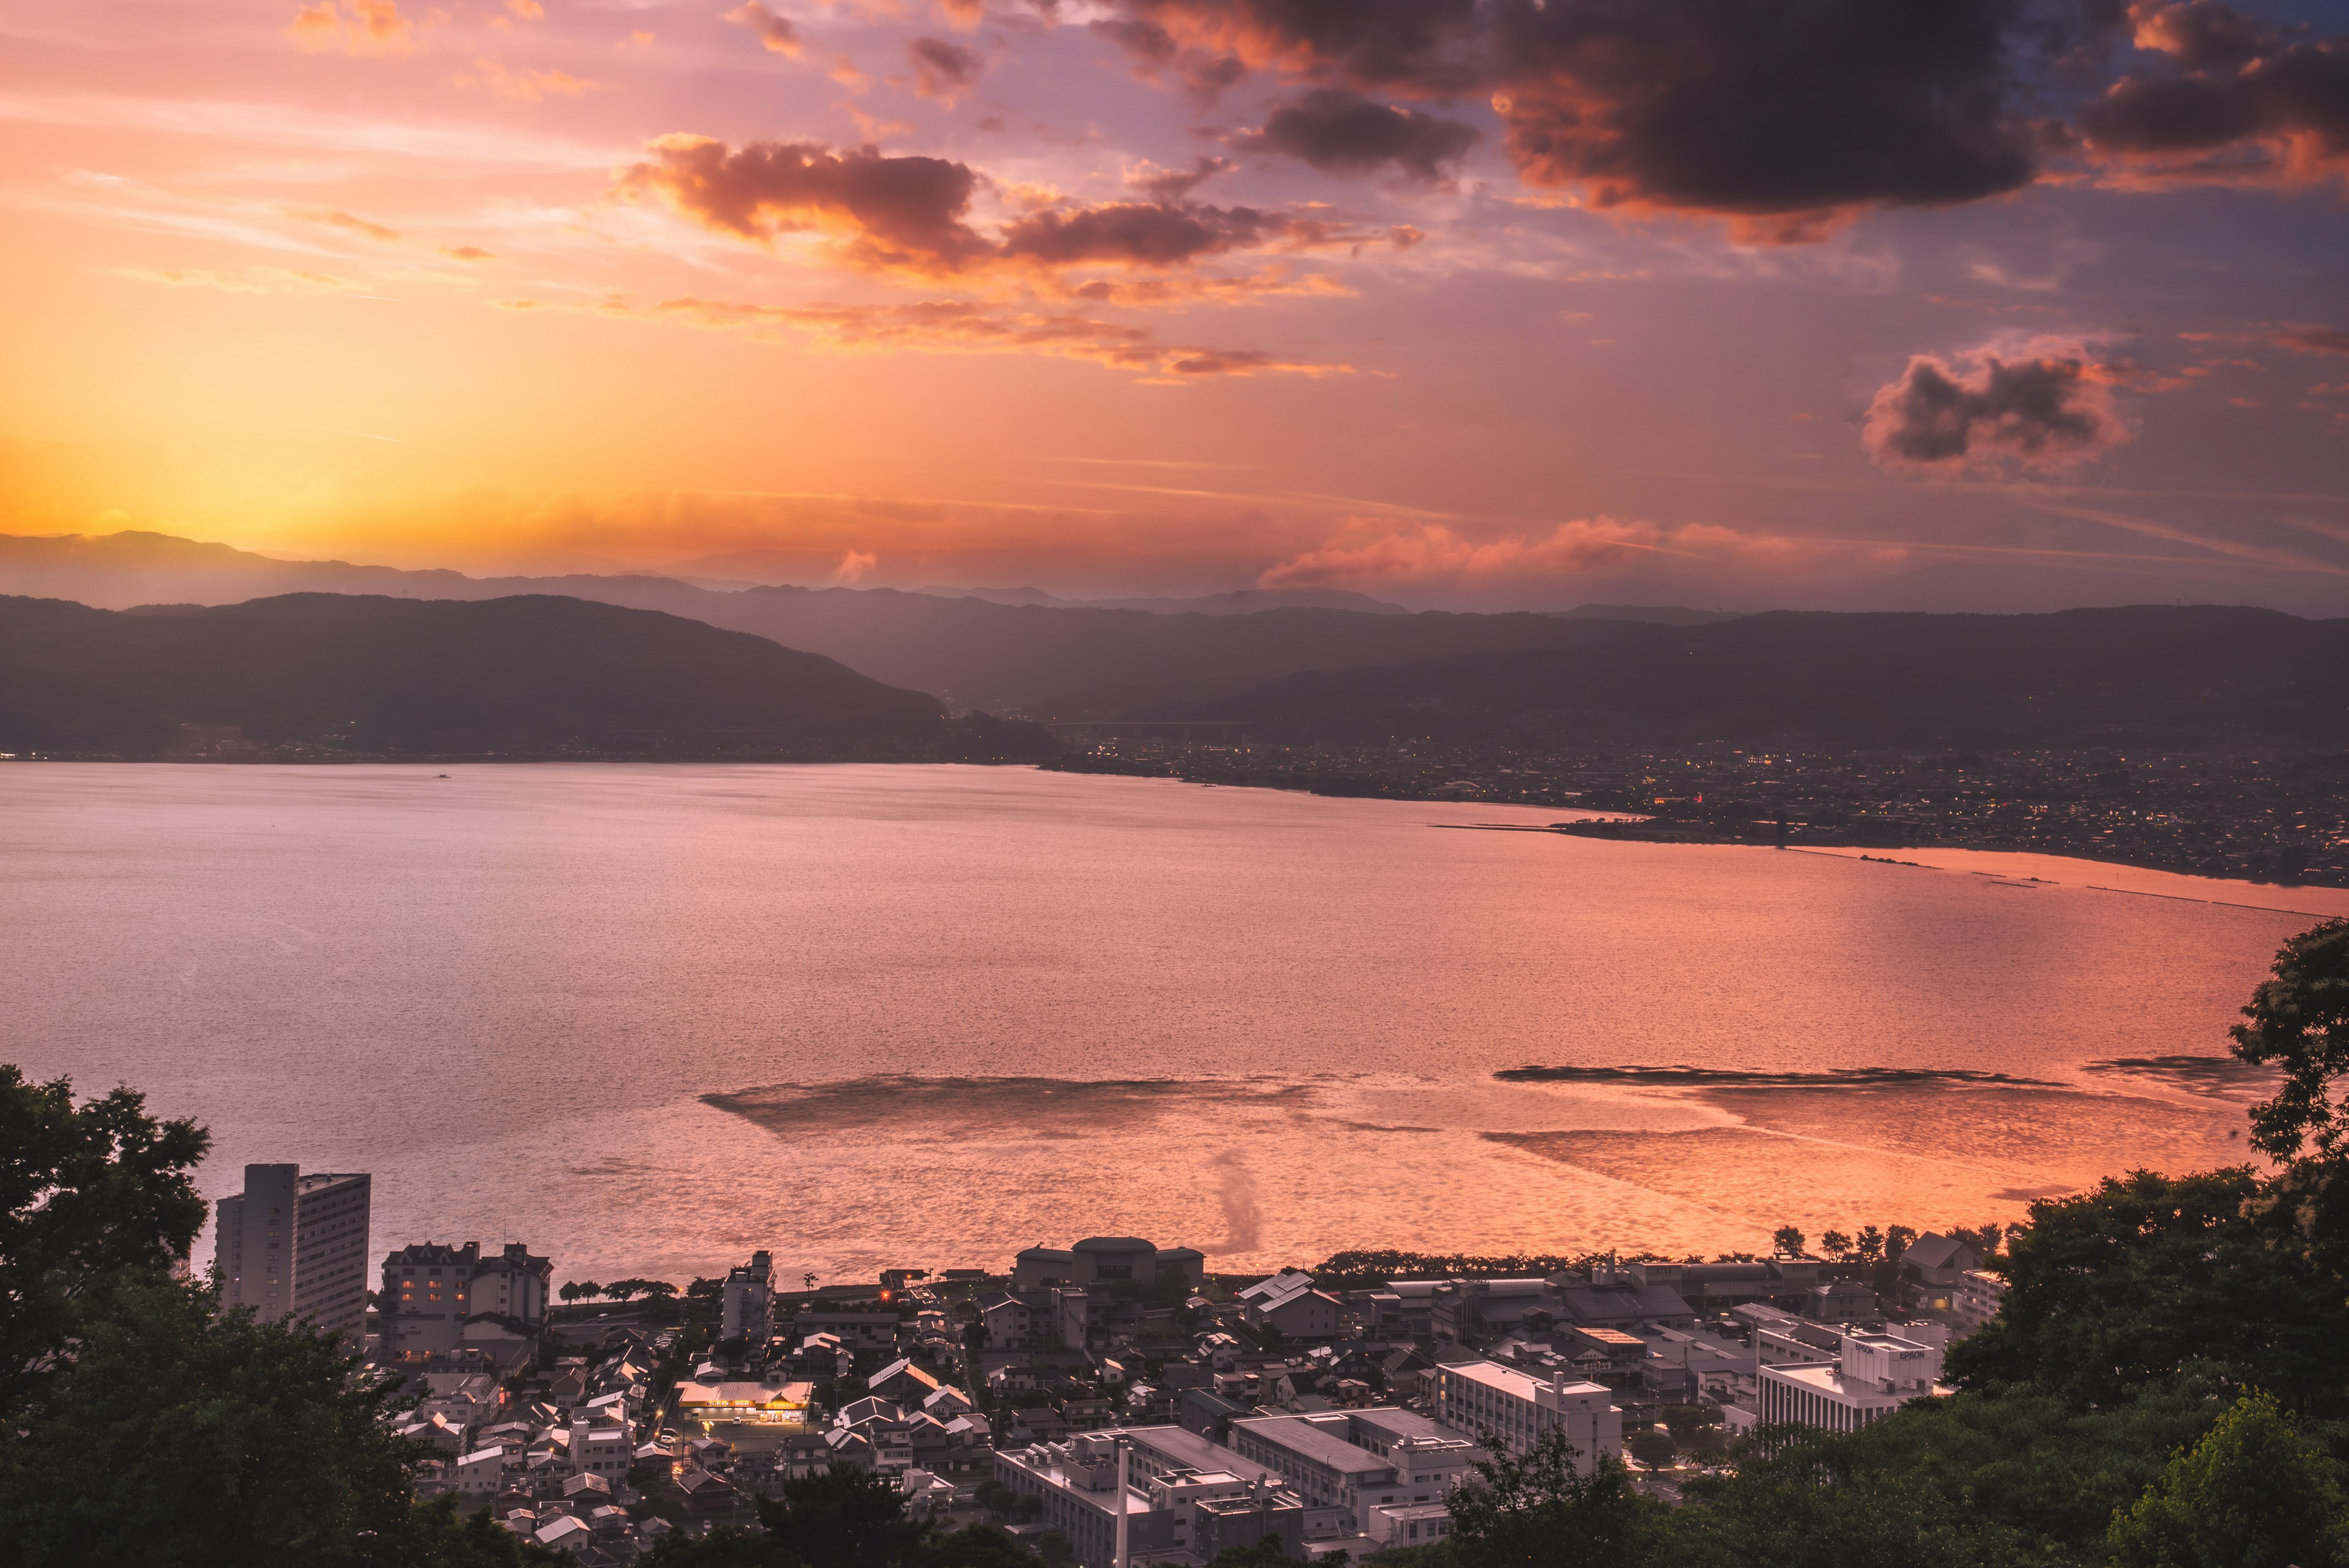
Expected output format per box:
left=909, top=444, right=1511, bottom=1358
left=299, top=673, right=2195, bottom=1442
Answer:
left=1429, top=1359, right=1624, bottom=1471
left=213, top=1164, right=371, bottom=1341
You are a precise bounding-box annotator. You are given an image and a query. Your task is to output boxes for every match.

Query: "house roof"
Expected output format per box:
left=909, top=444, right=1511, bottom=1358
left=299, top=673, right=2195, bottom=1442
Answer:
left=1902, top=1233, right=1972, bottom=1271
left=1233, top=1416, right=1393, bottom=1477
left=1554, top=1285, right=1691, bottom=1323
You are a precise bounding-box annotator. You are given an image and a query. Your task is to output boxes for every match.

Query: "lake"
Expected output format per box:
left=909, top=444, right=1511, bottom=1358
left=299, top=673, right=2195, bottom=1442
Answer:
left=6, top=763, right=2334, bottom=1287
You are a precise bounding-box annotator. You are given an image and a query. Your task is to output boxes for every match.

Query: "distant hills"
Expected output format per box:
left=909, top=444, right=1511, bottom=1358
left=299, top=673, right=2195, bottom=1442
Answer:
left=5, top=532, right=2344, bottom=751
left=1151, top=607, right=2349, bottom=748
left=0, top=530, right=1657, bottom=715
left=0, top=593, right=1027, bottom=760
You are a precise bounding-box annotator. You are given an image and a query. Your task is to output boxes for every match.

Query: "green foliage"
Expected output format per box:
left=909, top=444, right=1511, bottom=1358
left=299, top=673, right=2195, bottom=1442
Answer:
left=0, top=1066, right=210, bottom=1411
left=2230, top=918, right=2349, bottom=1162
left=2107, top=1392, right=2349, bottom=1568
left=1206, top=1537, right=1293, bottom=1568
left=1662, top=1404, right=1723, bottom=1442
left=1445, top=1429, right=1667, bottom=1568
left=1674, top=1424, right=2022, bottom=1568
left=641, top=1528, right=782, bottom=1568
left=926, top=1526, right=1041, bottom=1568
left=1625, top=1429, right=1676, bottom=1467
left=757, top=1463, right=933, bottom=1568
left=645, top=1465, right=1044, bottom=1568
left=1310, top=1250, right=1601, bottom=1287
left=406, top=1495, right=576, bottom=1567
left=0, top=1274, right=454, bottom=1568
left=1947, top=1168, right=2346, bottom=1417
left=1683, top=1383, right=2219, bottom=1566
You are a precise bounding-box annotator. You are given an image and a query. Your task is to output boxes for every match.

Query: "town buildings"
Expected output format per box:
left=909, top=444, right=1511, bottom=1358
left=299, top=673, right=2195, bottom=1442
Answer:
left=1428, top=1359, right=1624, bottom=1469
left=213, top=1163, right=371, bottom=1340
left=1012, top=1236, right=1207, bottom=1293
left=722, top=1250, right=775, bottom=1343
left=379, top=1241, right=552, bottom=1360
left=1753, top=1331, right=1950, bottom=1433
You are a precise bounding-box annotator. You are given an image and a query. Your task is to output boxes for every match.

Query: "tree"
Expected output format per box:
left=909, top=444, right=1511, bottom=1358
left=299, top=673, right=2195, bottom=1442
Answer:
left=1445, top=1429, right=1666, bottom=1568
left=1626, top=1429, right=1677, bottom=1468
left=641, top=1279, right=681, bottom=1302
left=1674, top=1415, right=2029, bottom=1568
left=1663, top=1404, right=1724, bottom=1444
left=1854, top=1226, right=1885, bottom=1263
left=2232, top=921, right=2349, bottom=1279
left=2230, top=918, right=2349, bottom=1161
left=1946, top=1169, right=2345, bottom=1416
left=406, top=1494, right=575, bottom=1568
left=1204, top=1538, right=1289, bottom=1568
left=0, top=1274, right=561, bottom=1567
left=927, top=1525, right=1043, bottom=1568
left=1819, top=1228, right=1853, bottom=1260
left=2108, top=1391, right=2349, bottom=1568
left=1770, top=1225, right=1805, bottom=1257
left=804, top=1273, right=819, bottom=1290
left=0, top=1067, right=209, bottom=1411
left=688, top=1277, right=724, bottom=1303
left=759, top=1463, right=932, bottom=1568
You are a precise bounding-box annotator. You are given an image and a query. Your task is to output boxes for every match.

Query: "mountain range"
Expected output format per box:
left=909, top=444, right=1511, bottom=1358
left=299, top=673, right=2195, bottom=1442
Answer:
left=0, top=593, right=1019, bottom=760
left=1154, top=606, right=2349, bottom=749
left=4, top=530, right=2344, bottom=753
left=0, top=530, right=1694, bottom=715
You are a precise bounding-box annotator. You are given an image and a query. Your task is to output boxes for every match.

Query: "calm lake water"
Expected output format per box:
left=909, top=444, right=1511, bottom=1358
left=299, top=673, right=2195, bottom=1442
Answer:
left=6, top=764, right=2338, bottom=1286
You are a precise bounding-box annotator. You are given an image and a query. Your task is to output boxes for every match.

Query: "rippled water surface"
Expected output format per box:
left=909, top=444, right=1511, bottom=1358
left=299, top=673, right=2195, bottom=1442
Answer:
left=7, top=764, right=2337, bottom=1283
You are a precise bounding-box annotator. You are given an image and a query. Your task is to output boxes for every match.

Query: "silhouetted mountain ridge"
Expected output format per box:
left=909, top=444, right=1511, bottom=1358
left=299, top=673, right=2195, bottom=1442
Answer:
left=0, top=530, right=1658, bottom=713
left=1147, top=607, right=2349, bottom=748
left=0, top=593, right=1016, bottom=760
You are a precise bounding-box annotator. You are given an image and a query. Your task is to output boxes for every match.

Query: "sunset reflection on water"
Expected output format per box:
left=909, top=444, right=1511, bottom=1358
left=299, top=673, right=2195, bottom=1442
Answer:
left=1, top=763, right=2315, bottom=1281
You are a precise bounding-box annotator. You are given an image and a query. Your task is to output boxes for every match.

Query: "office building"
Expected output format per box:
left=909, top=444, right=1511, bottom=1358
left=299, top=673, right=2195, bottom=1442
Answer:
left=1429, top=1358, right=1624, bottom=1470
left=1754, top=1331, right=1948, bottom=1433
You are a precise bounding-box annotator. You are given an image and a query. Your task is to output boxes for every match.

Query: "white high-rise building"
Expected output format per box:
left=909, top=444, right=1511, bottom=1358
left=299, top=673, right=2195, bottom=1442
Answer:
left=214, top=1163, right=371, bottom=1342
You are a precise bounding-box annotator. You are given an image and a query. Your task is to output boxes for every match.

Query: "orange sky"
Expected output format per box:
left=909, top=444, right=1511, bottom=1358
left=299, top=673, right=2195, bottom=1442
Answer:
left=3, top=0, right=2347, bottom=607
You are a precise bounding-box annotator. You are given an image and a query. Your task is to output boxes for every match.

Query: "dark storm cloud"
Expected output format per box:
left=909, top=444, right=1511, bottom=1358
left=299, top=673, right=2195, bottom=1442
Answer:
left=2275, top=325, right=2349, bottom=357
left=618, top=136, right=985, bottom=269
left=1108, top=0, right=1487, bottom=91
left=1097, top=0, right=2106, bottom=239
left=2082, top=10, right=2349, bottom=183
left=908, top=35, right=986, bottom=100
left=1864, top=343, right=2132, bottom=472
left=622, top=136, right=1291, bottom=277
left=1488, top=0, right=2054, bottom=236
left=2129, top=0, right=2269, bottom=69
left=998, top=200, right=1281, bottom=266
left=1238, top=87, right=1480, bottom=180
left=1132, top=155, right=1236, bottom=200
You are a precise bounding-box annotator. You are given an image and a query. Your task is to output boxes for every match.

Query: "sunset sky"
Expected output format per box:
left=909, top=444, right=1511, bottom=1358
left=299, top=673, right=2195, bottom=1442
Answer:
left=2, top=0, right=2345, bottom=608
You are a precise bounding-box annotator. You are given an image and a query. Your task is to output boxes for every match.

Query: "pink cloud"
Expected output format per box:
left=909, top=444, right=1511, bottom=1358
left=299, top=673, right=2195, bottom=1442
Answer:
left=1258, top=517, right=1789, bottom=589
